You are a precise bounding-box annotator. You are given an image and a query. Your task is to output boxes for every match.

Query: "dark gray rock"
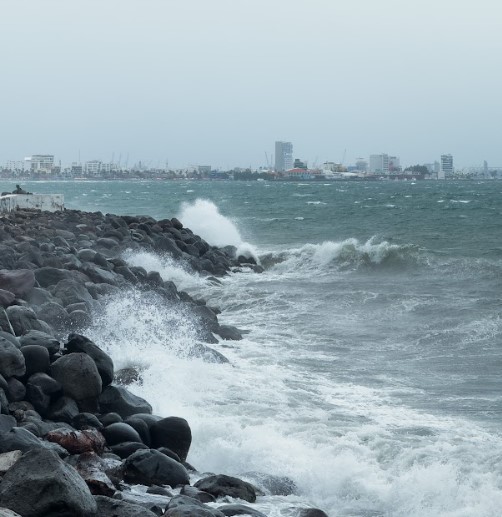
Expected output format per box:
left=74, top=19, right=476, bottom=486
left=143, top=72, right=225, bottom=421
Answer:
left=218, top=504, right=267, bottom=517
left=47, top=396, right=80, bottom=423
left=21, top=345, right=50, bottom=376
left=34, top=267, right=78, bottom=288
left=5, top=305, right=48, bottom=336
left=0, top=309, right=14, bottom=335
left=296, top=510, right=329, bottom=517
left=123, top=448, right=190, bottom=487
left=0, top=448, right=97, bottom=517
left=0, top=269, right=35, bottom=298
left=194, top=475, right=257, bottom=503
left=0, top=415, right=16, bottom=434
left=124, top=415, right=150, bottom=445
left=0, top=289, right=15, bottom=308
left=26, top=373, right=63, bottom=415
left=110, top=441, right=149, bottom=459
left=25, top=286, right=55, bottom=306
left=150, top=416, right=192, bottom=462
left=51, top=353, right=102, bottom=401
left=33, top=302, right=69, bottom=333
left=6, top=378, right=26, bottom=402
left=65, top=333, right=114, bottom=386
left=72, top=412, right=104, bottom=430
left=95, top=495, right=158, bottom=517
left=180, top=486, right=216, bottom=503
left=216, top=325, right=243, bottom=341
left=0, top=427, right=66, bottom=456
left=165, top=495, right=225, bottom=517
left=99, top=385, right=152, bottom=418
left=0, top=337, right=25, bottom=377
left=66, top=452, right=116, bottom=497
left=99, top=412, right=123, bottom=426
left=115, top=366, right=142, bottom=385
left=243, top=471, right=297, bottom=496
left=19, top=330, right=60, bottom=356
left=52, top=278, right=94, bottom=308
left=102, top=422, right=142, bottom=446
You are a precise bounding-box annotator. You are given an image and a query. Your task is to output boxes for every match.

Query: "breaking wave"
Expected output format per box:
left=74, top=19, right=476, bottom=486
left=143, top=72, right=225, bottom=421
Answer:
left=261, top=237, right=423, bottom=273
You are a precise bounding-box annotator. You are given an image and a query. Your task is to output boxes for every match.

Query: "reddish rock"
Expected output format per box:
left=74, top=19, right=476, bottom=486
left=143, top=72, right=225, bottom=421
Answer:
left=45, top=428, right=105, bottom=455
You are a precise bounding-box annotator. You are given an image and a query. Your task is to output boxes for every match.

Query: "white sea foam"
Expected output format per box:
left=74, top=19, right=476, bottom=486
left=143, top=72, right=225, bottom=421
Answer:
left=178, top=198, right=259, bottom=262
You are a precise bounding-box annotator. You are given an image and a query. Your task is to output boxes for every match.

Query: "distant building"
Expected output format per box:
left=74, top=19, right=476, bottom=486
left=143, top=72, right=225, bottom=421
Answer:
left=369, top=154, right=390, bottom=174
left=355, top=158, right=368, bottom=172
left=275, top=141, right=293, bottom=172
left=198, top=165, right=211, bottom=175
left=439, top=154, right=453, bottom=179
left=5, top=160, right=25, bottom=172
left=85, top=160, right=102, bottom=175
left=293, top=158, right=307, bottom=169
left=30, top=155, right=54, bottom=173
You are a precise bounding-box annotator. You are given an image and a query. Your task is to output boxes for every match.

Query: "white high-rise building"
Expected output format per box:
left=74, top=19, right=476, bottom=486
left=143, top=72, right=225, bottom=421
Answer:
left=275, top=141, right=293, bottom=172
left=369, top=154, right=390, bottom=174
left=439, top=154, right=453, bottom=179
left=30, top=155, right=54, bottom=173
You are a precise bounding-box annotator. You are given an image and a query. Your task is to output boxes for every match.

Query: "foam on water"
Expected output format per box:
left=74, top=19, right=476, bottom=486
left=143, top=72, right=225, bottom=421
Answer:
left=178, top=198, right=259, bottom=261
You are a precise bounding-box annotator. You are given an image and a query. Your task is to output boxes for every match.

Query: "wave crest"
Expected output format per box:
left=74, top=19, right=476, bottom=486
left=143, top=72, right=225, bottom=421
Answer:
left=262, top=237, right=421, bottom=273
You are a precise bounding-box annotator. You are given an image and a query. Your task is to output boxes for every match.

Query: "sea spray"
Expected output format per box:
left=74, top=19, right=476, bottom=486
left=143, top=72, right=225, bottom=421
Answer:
left=178, top=199, right=259, bottom=262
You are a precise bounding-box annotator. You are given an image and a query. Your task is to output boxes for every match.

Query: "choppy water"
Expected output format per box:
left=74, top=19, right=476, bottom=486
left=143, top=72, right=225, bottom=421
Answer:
left=4, top=179, right=502, bottom=516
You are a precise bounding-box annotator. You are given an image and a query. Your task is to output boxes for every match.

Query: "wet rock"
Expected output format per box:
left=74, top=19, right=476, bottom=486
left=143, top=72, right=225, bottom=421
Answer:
left=150, top=416, right=192, bottom=462
left=19, top=330, right=60, bottom=356
left=216, top=325, right=243, bottom=341
left=0, top=269, right=35, bottom=298
left=296, top=510, right=329, bottom=517
left=0, top=427, right=66, bottom=456
left=21, top=345, right=50, bottom=377
left=25, top=372, right=62, bottom=415
left=99, top=412, right=123, bottom=426
left=218, top=504, right=267, bottom=517
left=123, top=448, right=190, bottom=487
left=157, top=447, right=181, bottom=463
left=5, top=305, right=48, bottom=336
left=51, top=353, right=102, bottom=401
left=180, top=485, right=216, bottom=503
left=243, top=471, right=298, bottom=496
left=99, top=385, right=152, bottom=418
left=165, top=495, right=225, bottom=517
left=124, top=415, right=151, bottom=445
left=95, top=495, right=158, bottom=517
left=52, top=278, right=94, bottom=308
left=0, top=337, right=25, bottom=377
left=0, top=290, right=15, bottom=308
left=72, top=412, right=104, bottom=430
left=115, top=366, right=142, bottom=385
left=33, top=302, right=69, bottom=333
left=102, top=422, right=142, bottom=446
left=66, top=452, right=117, bottom=496
left=5, top=378, right=26, bottom=402
left=0, top=448, right=97, bottom=517
left=194, top=475, right=257, bottom=503
left=34, top=267, right=78, bottom=288
left=110, top=441, right=149, bottom=459
left=0, top=309, right=14, bottom=335
left=0, top=450, right=22, bottom=475
left=47, top=395, right=80, bottom=423
left=0, top=415, right=16, bottom=434
left=45, top=427, right=106, bottom=455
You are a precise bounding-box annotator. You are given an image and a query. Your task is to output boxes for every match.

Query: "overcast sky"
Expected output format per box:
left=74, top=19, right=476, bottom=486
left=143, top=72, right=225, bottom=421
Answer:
left=1, top=0, right=501, bottom=169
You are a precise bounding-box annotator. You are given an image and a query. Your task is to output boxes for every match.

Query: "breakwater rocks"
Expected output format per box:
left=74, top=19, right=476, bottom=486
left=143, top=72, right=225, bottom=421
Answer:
left=0, top=208, right=327, bottom=517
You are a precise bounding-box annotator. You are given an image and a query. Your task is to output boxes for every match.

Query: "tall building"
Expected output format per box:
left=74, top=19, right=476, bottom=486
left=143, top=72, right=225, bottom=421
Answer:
left=439, top=154, right=453, bottom=179
left=275, top=141, right=293, bottom=172
left=30, top=155, right=54, bottom=173
left=369, top=154, right=390, bottom=174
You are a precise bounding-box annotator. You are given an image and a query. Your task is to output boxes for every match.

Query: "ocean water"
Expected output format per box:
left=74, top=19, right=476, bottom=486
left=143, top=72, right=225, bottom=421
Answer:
left=4, top=179, right=502, bottom=516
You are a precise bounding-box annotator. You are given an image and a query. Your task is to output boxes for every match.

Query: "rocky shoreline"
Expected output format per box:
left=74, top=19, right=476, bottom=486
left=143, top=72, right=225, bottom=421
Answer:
left=0, top=208, right=327, bottom=517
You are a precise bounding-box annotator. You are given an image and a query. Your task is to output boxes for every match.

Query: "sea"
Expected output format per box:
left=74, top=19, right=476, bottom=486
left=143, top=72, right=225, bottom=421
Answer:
left=2, top=179, right=502, bottom=517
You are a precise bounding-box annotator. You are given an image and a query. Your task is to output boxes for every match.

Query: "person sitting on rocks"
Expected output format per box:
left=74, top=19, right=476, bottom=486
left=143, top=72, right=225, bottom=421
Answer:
left=13, top=185, right=31, bottom=195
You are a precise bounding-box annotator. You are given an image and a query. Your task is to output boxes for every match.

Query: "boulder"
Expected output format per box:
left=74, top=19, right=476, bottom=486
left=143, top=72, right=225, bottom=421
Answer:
left=0, top=450, right=22, bottom=475
left=45, top=428, right=106, bottom=455
left=124, top=415, right=151, bottom=445
left=99, top=385, right=152, bottom=418
left=194, top=475, right=257, bottom=503
left=21, top=345, right=50, bottom=377
left=51, top=353, right=102, bottom=401
left=123, top=448, right=190, bottom=487
left=6, top=378, right=26, bottom=402
left=150, top=416, right=192, bottom=462
left=0, top=415, right=16, bottom=434
left=0, top=269, right=35, bottom=298
left=296, top=510, right=329, bottom=517
left=94, top=496, right=158, bottom=517
left=0, top=427, right=66, bottom=456
left=165, top=495, right=225, bottom=517
left=0, top=309, right=14, bottom=335
left=33, top=302, right=69, bottom=333
left=52, top=279, right=94, bottom=308
left=0, top=290, right=15, bottom=308
left=102, top=422, right=142, bottom=446
left=180, top=486, right=216, bottom=503
left=47, top=396, right=80, bottom=423
left=218, top=504, right=267, bottom=517
left=110, top=441, right=149, bottom=459
left=216, top=325, right=243, bottom=341
left=64, top=333, right=114, bottom=386
left=19, top=330, right=60, bottom=356
left=25, top=373, right=62, bottom=415
left=0, top=337, right=25, bottom=377
left=34, top=267, right=77, bottom=288
left=5, top=306, right=48, bottom=336
left=72, top=412, right=104, bottom=431
left=66, top=453, right=116, bottom=497
left=0, top=448, right=97, bottom=517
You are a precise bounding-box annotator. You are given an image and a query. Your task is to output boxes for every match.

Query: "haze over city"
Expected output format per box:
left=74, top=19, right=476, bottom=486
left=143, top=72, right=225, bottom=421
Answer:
left=1, top=0, right=501, bottom=169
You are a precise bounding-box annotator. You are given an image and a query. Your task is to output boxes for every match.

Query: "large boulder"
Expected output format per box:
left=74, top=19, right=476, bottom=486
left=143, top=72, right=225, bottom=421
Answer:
left=34, top=267, right=78, bottom=288
left=99, top=385, right=152, bottom=418
left=102, top=422, right=142, bottom=446
left=66, top=453, right=116, bottom=497
left=52, top=279, right=94, bottom=308
left=150, top=416, right=192, bottom=462
left=194, top=475, right=257, bottom=503
left=0, top=427, right=65, bottom=456
left=0, top=290, right=15, bottom=308
left=51, top=353, right=102, bottom=401
left=64, top=334, right=114, bottom=386
left=5, top=306, right=49, bottom=336
left=218, top=504, right=267, bottom=517
left=0, top=270, right=35, bottom=298
left=123, top=448, right=190, bottom=487
left=19, top=330, right=60, bottom=356
left=46, top=428, right=106, bottom=455
left=0, top=337, right=25, bottom=378
left=94, top=496, right=158, bottom=517
left=21, top=345, right=50, bottom=377
left=33, top=302, right=69, bottom=333
left=165, top=495, right=225, bottom=517
left=0, top=448, right=97, bottom=517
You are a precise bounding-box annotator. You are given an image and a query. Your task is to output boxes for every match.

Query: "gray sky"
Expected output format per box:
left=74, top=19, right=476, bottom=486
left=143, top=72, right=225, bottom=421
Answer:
left=1, top=0, right=501, bottom=169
